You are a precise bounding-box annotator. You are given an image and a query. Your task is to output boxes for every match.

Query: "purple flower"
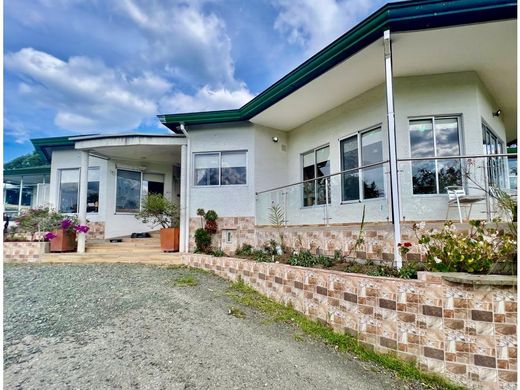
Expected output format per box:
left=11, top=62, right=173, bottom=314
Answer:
left=75, top=225, right=90, bottom=233
left=44, top=232, right=57, bottom=241
left=61, top=219, right=73, bottom=229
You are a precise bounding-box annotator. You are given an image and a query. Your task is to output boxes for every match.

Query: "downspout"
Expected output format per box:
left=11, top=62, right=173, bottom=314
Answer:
left=179, top=123, right=191, bottom=253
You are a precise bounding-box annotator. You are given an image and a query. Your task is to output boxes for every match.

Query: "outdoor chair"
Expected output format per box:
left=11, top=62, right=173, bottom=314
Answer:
left=445, top=186, right=485, bottom=223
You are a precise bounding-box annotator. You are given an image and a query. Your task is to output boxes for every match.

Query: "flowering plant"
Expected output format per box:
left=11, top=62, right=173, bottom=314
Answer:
left=413, top=220, right=516, bottom=274
left=44, top=215, right=89, bottom=240
left=398, top=242, right=413, bottom=259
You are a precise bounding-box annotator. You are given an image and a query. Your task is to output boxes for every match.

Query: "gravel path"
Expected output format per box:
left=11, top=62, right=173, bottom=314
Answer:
left=4, top=264, right=429, bottom=390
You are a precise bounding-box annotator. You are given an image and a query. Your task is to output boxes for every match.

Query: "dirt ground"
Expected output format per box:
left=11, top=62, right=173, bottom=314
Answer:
left=4, top=263, right=430, bottom=389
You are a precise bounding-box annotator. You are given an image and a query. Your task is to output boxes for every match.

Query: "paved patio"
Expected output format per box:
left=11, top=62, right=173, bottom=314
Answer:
left=4, top=263, right=429, bottom=389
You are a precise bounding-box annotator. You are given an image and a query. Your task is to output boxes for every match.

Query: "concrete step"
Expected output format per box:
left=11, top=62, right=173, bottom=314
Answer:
left=87, top=241, right=161, bottom=248
left=41, top=251, right=183, bottom=265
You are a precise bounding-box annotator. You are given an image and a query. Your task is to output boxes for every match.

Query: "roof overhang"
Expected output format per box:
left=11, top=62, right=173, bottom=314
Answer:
left=74, top=134, right=186, bottom=165
left=31, top=136, right=81, bottom=163
left=157, top=0, right=516, bottom=138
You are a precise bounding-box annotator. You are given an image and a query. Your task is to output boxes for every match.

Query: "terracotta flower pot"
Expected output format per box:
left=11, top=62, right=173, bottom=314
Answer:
left=160, top=227, right=180, bottom=252
left=50, top=229, right=77, bottom=252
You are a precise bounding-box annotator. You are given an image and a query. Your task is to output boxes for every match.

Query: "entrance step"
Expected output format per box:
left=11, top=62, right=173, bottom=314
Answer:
left=41, top=251, right=183, bottom=265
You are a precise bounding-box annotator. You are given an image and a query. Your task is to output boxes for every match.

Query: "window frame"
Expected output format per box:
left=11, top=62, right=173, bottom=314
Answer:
left=192, top=150, right=248, bottom=187
left=58, top=167, right=101, bottom=214
left=301, top=143, right=330, bottom=208
left=114, top=168, right=143, bottom=214
left=339, top=125, right=386, bottom=203
left=408, top=115, right=463, bottom=196
left=482, top=121, right=507, bottom=188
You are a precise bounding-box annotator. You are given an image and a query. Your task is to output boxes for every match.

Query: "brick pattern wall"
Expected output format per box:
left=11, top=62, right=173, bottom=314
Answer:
left=182, top=254, right=517, bottom=390
left=4, top=242, right=47, bottom=262
left=189, top=217, right=255, bottom=252
left=87, top=222, right=105, bottom=240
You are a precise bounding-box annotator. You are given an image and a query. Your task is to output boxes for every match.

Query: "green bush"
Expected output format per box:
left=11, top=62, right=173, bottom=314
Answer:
left=212, top=249, right=225, bottom=257
left=235, top=244, right=253, bottom=256
left=289, top=250, right=334, bottom=267
left=414, top=220, right=517, bottom=274
left=135, top=194, right=179, bottom=228
left=194, top=228, right=212, bottom=253
left=205, top=210, right=218, bottom=221
left=253, top=250, right=271, bottom=262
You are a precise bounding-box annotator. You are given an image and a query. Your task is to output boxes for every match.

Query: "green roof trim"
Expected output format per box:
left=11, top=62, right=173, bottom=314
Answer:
left=31, top=136, right=78, bottom=162
left=158, top=0, right=516, bottom=132
left=4, top=165, right=52, bottom=176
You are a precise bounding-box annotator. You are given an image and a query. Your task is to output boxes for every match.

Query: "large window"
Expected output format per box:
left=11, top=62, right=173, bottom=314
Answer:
left=302, top=145, right=330, bottom=207
left=482, top=123, right=506, bottom=188
left=59, top=167, right=101, bottom=213
left=409, top=117, right=462, bottom=194
left=194, top=151, right=247, bottom=186
left=59, top=169, right=79, bottom=213
left=87, top=168, right=100, bottom=213
left=116, top=169, right=141, bottom=213
left=340, top=127, right=385, bottom=202
left=142, top=173, right=165, bottom=196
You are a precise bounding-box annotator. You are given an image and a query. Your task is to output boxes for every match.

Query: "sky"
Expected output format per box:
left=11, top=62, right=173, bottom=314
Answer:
left=4, top=0, right=391, bottom=162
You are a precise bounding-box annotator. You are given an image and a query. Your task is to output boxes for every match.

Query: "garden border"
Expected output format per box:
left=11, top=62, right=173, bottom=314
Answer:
left=182, top=254, right=517, bottom=390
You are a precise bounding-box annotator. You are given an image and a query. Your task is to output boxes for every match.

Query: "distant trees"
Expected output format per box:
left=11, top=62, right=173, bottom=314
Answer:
left=5, top=151, right=47, bottom=169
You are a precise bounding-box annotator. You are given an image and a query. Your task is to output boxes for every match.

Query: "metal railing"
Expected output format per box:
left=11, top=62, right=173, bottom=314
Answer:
left=255, top=153, right=517, bottom=227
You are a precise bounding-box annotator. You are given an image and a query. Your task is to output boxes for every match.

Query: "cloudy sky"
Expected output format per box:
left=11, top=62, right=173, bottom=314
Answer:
left=4, top=0, right=390, bottom=162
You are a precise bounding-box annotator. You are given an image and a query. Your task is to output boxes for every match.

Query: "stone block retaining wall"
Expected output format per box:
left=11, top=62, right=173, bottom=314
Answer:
left=3, top=242, right=48, bottom=263
left=182, top=254, right=517, bottom=390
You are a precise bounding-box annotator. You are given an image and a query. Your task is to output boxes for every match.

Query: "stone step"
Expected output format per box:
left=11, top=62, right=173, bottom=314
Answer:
left=86, top=247, right=162, bottom=253
left=41, top=252, right=183, bottom=265
left=87, top=241, right=161, bottom=248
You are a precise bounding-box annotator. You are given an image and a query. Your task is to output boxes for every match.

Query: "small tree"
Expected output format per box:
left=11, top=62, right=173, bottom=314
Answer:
left=268, top=203, right=285, bottom=248
left=136, top=194, right=179, bottom=228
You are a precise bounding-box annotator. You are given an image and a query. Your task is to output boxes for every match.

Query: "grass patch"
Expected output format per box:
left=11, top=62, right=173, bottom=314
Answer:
left=228, top=306, right=246, bottom=318
left=227, top=278, right=463, bottom=390
left=174, top=274, right=199, bottom=287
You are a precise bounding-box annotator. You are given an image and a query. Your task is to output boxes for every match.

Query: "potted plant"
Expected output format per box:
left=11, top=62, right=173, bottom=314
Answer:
left=136, top=194, right=180, bottom=252
left=43, top=213, right=89, bottom=253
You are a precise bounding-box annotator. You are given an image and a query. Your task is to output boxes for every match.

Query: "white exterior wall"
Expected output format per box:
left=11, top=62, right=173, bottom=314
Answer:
left=188, top=124, right=256, bottom=218
left=49, top=149, right=178, bottom=238
left=279, top=71, right=498, bottom=224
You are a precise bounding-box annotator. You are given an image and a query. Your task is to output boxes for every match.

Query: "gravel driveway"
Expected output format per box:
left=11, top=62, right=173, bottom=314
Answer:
left=4, top=263, right=429, bottom=390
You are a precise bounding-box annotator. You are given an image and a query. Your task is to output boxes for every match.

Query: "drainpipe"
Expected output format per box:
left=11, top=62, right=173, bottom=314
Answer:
left=178, top=123, right=191, bottom=253
left=383, top=30, right=402, bottom=269
left=77, top=150, right=89, bottom=253
left=17, top=176, right=24, bottom=215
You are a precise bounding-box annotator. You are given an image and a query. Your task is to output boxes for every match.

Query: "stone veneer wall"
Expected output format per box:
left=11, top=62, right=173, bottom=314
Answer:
left=3, top=242, right=48, bottom=262
left=193, top=218, right=476, bottom=262
left=189, top=217, right=255, bottom=252
left=182, top=254, right=518, bottom=390
left=87, top=222, right=105, bottom=240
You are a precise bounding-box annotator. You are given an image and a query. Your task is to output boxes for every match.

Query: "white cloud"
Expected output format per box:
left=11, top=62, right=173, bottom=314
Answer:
left=5, top=48, right=172, bottom=132
left=116, top=0, right=240, bottom=89
left=160, top=85, right=254, bottom=113
left=273, top=0, right=373, bottom=55
left=4, top=118, right=31, bottom=144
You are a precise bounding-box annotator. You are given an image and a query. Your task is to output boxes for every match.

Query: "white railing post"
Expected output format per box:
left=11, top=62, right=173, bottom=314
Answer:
left=384, top=30, right=402, bottom=269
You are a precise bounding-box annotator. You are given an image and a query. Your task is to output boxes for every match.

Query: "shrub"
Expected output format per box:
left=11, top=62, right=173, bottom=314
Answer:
left=235, top=244, right=253, bottom=256
left=205, top=210, right=218, bottom=221
left=194, top=228, right=212, bottom=253
left=288, top=250, right=333, bottom=267
left=135, top=194, right=179, bottom=228
left=414, top=220, right=517, bottom=274
left=212, top=249, right=225, bottom=257
left=253, top=250, right=271, bottom=262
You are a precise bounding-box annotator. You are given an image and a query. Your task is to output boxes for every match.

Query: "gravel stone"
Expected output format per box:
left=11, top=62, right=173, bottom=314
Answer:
left=4, top=264, right=430, bottom=389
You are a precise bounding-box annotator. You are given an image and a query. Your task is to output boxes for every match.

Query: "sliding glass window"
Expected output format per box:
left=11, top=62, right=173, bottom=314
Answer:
left=302, top=145, right=330, bottom=207
left=59, top=169, right=80, bottom=213
left=340, top=127, right=384, bottom=202
left=116, top=169, right=141, bottom=213
left=409, top=117, right=462, bottom=194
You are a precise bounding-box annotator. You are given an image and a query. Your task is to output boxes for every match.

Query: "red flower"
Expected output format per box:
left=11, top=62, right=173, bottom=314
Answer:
left=403, top=242, right=412, bottom=248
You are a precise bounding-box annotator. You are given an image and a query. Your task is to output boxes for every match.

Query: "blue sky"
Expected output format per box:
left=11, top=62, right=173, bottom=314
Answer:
left=4, top=0, right=389, bottom=162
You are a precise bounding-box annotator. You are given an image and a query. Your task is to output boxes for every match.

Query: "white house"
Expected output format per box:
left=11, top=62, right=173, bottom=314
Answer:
left=5, top=0, right=516, bottom=263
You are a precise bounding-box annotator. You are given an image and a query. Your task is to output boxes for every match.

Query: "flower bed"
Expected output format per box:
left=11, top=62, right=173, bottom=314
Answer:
left=182, top=253, right=517, bottom=390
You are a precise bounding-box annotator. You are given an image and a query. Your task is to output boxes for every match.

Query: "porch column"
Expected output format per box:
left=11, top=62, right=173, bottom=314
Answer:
left=383, top=30, right=402, bottom=269
left=77, top=150, right=89, bottom=253
left=17, top=176, right=24, bottom=215
left=179, top=144, right=188, bottom=252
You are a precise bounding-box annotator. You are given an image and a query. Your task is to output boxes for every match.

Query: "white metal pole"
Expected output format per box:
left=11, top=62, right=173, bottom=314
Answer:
left=77, top=151, right=89, bottom=253
left=383, top=30, right=402, bottom=269
left=179, top=124, right=191, bottom=253
left=179, top=144, right=188, bottom=252
left=18, top=177, right=24, bottom=215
